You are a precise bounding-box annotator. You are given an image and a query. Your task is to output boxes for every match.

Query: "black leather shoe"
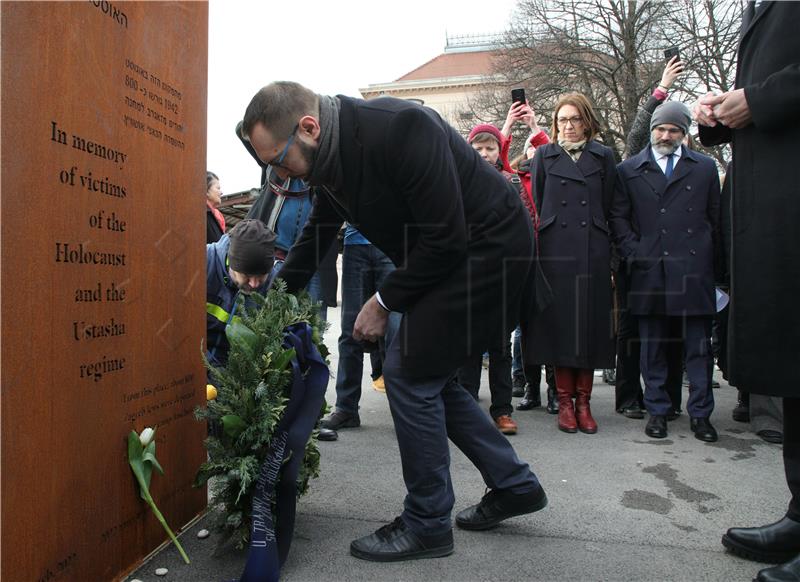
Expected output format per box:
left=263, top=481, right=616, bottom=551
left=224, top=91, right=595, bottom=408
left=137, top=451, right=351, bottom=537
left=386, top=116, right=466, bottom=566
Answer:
left=690, top=417, right=718, bottom=442
left=733, top=390, right=751, bottom=422
left=722, top=517, right=800, bottom=563
left=758, top=430, right=784, bottom=444
left=321, top=410, right=360, bottom=430
left=756, top=552, right=800, bottom=581
left=456, top=485, right=547, bottom=531
left=645, top=415, right=667, bottom=439
left=666, top=408, right=682, bottom=421
left=316, top=428, right=338, bottom=441
left=733, top=405, right=751, bottom=422
left=619, top=404, right=644, bottom=419
left=350, top=517, right=453, bottom=562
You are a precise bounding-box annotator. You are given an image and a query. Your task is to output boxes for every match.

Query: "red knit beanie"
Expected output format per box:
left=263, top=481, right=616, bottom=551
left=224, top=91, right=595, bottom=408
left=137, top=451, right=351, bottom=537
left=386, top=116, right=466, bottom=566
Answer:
left=467, top=124, right=504, bottom=146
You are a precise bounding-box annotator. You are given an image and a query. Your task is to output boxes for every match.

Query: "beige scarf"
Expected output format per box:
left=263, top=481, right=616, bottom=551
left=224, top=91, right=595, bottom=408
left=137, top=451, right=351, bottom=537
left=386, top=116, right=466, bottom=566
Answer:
left=558, top=138, right=587, bottom=162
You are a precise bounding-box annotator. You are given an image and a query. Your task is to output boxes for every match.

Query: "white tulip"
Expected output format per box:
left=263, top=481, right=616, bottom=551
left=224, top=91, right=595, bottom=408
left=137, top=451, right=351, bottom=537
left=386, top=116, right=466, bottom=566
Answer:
left=139, top=427, right=155, bottom=447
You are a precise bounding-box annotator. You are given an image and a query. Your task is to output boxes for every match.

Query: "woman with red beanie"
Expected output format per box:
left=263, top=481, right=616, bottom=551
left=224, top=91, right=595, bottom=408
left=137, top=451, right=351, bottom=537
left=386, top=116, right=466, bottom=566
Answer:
left=456, top=113, right=538, bottom=435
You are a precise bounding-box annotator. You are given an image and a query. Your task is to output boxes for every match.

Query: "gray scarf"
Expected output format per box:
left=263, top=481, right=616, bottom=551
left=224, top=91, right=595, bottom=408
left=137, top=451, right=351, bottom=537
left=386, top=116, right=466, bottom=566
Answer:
left=309, top=95, right=343, bottom=190
left=558, top=138, right=587, bottom=162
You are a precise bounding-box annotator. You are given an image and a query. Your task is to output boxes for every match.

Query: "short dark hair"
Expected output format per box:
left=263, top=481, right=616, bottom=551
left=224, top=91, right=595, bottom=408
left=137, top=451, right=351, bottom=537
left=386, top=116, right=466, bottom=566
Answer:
left=551, top=92, right=602, bottom=142
left=241, top=81, right=319, bottom=140
left=206, top=171, right=219, bottom=191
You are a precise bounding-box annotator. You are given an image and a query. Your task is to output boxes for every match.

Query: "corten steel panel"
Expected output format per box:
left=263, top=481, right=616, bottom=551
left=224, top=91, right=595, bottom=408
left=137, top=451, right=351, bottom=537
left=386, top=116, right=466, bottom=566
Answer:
left=1, top=2, right=208, bottom=580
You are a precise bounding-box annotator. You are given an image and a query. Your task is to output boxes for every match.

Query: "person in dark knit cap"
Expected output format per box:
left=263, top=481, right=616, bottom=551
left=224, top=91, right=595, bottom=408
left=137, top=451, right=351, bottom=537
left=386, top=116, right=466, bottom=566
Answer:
left=205, top=219, right=276, bottom=368
left=611, top=99, right=722, bottom=443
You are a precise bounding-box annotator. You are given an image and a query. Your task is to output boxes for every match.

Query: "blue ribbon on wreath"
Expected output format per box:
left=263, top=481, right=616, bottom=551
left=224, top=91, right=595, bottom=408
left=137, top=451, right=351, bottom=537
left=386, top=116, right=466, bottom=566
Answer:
left=238, top=322, right=329, bottom=582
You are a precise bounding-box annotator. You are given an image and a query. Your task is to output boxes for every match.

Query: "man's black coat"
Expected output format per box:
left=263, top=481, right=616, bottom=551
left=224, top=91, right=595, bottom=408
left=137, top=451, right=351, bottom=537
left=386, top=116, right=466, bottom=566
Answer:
left=279, top=96, right=535, bottom=377
left=610, top=145, right=722, bottom=317
left=698, top=1, right=800, bottom=395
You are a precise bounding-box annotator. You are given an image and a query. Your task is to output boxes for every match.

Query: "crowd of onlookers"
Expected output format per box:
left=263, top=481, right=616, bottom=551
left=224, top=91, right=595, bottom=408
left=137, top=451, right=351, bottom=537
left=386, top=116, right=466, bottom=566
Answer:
left=203, top=4, right=799, bottom=575
left=204, top=56, right=781, bottom=447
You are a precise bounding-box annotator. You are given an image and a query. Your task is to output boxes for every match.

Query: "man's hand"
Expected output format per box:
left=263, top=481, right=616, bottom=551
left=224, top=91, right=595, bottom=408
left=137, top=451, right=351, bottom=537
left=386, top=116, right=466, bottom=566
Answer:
left=353, top=294, right=389, bottom=343
left=710, top=88, right=752, bottom=129
left=693, top=91, right=720, bottom=126
left=693, top=89, right=752, bottom=129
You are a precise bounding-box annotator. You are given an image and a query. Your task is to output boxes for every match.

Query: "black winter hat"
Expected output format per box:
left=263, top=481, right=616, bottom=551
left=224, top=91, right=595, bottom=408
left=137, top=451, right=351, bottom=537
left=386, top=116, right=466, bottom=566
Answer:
left=228, top=219, right=276, bottom=275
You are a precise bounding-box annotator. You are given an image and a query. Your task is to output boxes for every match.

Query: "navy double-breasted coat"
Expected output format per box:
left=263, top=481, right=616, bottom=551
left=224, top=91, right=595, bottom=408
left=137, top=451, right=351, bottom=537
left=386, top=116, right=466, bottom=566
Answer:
left=523, top=141, right=617, bottom=370
left=610, top=145, right=722, bottom=316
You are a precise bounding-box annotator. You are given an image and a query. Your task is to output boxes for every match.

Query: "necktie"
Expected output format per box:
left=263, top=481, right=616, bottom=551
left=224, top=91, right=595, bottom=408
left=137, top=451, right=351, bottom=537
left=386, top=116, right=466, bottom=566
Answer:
left=665, top=154, right=674, bottom=179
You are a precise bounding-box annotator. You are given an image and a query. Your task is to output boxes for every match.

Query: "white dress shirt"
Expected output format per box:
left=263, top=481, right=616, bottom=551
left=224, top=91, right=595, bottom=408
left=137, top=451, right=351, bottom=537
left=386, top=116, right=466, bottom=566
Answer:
left=651, top=146, right=682, bottom=176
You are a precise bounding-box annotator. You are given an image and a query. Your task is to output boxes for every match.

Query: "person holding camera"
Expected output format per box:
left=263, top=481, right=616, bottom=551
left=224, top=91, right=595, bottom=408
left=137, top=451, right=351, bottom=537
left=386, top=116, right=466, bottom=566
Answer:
left=501, top=99, right=559, bottom=414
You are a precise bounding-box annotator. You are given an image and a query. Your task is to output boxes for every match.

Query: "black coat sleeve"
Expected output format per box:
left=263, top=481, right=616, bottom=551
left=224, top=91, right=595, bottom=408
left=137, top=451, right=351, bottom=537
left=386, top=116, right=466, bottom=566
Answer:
left=601, top=147, right=618, bottom=219
left=705, top=161, right=723, bottom=286
left=608, top=166, right=639, bottom=260
left=698, top=123, right=732, bottom=147
left=531, top=144, right=548, bottom=216
left=376, top=108, right=468, bottom=312
left=206, top=209, right=223, bottom=244
left=745, top=63, right=800, bottom=131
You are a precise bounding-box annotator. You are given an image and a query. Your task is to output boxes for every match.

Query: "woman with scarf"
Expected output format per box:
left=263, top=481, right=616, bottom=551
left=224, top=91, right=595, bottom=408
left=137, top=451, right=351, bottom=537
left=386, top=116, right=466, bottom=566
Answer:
left=206, top=171, right=226, bottom=243
left=524, top=92, right=617, bottom=434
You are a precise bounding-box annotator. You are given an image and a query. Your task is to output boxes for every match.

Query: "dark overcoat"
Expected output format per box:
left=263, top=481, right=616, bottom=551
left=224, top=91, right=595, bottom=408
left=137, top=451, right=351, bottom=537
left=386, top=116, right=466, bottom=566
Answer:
left=524, top=141, right=616, bottom=369
left=610, top=145, right=722, bottom=316
left=698, top=1, right=800, bottom=395
left=280, top=96, right=535, bottom=378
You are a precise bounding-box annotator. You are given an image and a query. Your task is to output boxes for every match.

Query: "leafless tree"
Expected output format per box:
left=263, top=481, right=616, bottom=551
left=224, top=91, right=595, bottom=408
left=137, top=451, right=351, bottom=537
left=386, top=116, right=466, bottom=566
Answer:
left=460, top=0, right=740, bottom=165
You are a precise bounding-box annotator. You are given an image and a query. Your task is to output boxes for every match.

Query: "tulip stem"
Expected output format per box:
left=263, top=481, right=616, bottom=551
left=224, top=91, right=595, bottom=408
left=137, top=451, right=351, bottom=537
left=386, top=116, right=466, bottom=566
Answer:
left=136, top=474, right=191, bottom=564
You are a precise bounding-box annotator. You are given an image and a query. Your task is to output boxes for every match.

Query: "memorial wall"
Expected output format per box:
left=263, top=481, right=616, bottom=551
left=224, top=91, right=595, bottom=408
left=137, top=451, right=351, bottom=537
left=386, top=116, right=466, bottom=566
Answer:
left=1, top=2, right=208, bottom=580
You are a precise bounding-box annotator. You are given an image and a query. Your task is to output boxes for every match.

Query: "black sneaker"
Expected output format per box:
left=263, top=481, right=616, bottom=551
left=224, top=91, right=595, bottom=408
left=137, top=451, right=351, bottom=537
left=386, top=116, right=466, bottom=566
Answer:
left=321, top=410, right=360, bottom=430
left=456, top=485, right=547, bottom=530
left=350, top=517, right=453, bottom=562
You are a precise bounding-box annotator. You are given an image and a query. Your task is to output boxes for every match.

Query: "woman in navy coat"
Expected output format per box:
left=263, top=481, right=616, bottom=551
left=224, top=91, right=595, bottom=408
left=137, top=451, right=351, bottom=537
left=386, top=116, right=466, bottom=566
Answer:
left=525, top=93, right=617, bottom=434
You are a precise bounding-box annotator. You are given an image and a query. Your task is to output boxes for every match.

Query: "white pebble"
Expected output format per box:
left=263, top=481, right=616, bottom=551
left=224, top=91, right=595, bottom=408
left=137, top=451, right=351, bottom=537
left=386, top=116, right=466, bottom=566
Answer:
left=197, top=528, right=210, bottom=539
left=155, top=567, right=169, bottom=576
left=131, top=579, right=144, bottom=582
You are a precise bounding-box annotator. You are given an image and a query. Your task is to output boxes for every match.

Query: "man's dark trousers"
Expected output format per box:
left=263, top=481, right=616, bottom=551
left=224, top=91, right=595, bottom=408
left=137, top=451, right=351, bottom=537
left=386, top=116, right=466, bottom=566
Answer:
left=615, top=266, right=683, bottom=411
left=458, top=334, right=514, bottom=419
left=382, top=329, right=539, bottom=535
left=639, top=315, right=714, bottom=418
left=333, top=243, right=396, bottom=414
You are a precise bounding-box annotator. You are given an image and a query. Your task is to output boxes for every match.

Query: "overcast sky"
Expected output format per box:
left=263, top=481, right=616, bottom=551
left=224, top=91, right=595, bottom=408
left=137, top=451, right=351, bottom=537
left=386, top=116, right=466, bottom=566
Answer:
left=207, top=0, right=518, bottom=194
